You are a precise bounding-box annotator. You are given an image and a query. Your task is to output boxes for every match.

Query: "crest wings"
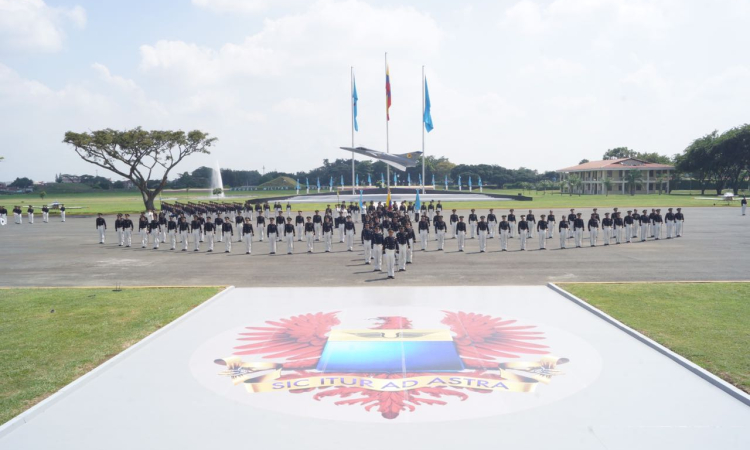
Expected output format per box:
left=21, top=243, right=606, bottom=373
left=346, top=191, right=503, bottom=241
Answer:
left=233, top=311, right=340, bottom=369
left=441, top=311, right=549, bottom=369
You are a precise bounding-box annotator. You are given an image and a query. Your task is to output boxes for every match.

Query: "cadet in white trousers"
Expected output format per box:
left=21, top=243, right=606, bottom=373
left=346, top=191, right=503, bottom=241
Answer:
left=499, top=216, right=510, bottom=251
left=456, top=217, right=467, bottom=252
left=179, top=218, right=189, bottom=251
left=468, top=210, right=478, bottom=239
left=675, top=208, right=685, bottom=237
left=191, top=216, right=202, bottom=251
left=526, top=211, right=535, bottom=238
left=139, top=215, right=149, bottom=248
left=487, top=209, right=497, bottom=238
left=222, top=219, right=233, bottom=253
left=322, top=219, right=333, bottom=252
left=371, top=227, right=384, bottom=270
left=588, top=214, right=599, bottom=247
left=204, top=217, right=216, bottom=252
left=242, top=219, right=254, bottom=254
left=362, top=223, right=372, bottom=263
left=295, top=212, right=305, bottom=242
left=122, top=214, right=134, bottom=247
left=383, top=229, right=398, bottom=279
left=267, top=219, right=278, bottom=254
left=418, top=217, right=430, bottom=250
left=167, top=218, right=177, bottom=250
left=518, top=216, right=528, bottom=250
left=27, top=206, right=34, bottom=224
left=344, top=217, right=356, bottom=251
left=665, top=208, right=675, bottom=239
left=547, top=211, right=555, bottom=239
left=601, top=213, right=612, bottom=245
left=558, top=220, right=568, bottom=249
left=283, top=218, right=295, bottom=254
left=95, top=214, right=107, bottom=244
left=303, top=218, right=315, bottom=252
left=653, top=209, right=663, bottom=240
left=42, top=206, right=49, bottom=223
left=149, top=217, right=161, bottom=249
left=477, top=217, right=489, bottom=252
left=536, top=215, right=547, bottom=250
left=396, top=227, right=410, bottom=272
left=115, top=214, right=124, bottom=246
left=60, top=205, right=66, bottom=222
left=435, top=218, right=446, bottom=251
left=741, top=197, right=747, bottom=216
left=573, top=213, right=584, bottom=248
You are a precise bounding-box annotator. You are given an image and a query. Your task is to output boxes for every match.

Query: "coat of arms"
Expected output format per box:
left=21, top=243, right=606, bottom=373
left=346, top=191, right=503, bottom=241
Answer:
left=215, top=311, right=568, bottom=420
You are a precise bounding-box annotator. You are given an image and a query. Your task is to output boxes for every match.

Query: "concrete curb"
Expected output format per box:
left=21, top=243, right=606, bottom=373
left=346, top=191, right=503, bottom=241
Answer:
left=0, top=286, right=236, bottom=438
left=548, top=282, right=750, bottom=407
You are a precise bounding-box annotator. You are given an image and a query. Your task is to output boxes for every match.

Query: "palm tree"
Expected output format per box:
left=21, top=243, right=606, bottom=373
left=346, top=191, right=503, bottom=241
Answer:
left=602, top=175, right=613, bottom=197
left=655, top=174, right=668, bottom=195
left=568, top=174, right=582, bottom=196
left=625, top=170, right=643, bottom=196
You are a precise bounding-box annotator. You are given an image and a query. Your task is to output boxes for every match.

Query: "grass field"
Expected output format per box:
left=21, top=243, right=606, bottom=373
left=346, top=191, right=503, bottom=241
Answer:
left=0, top=287, right=223, bottom=425
left=559, top=282, right=750, bottom=393
left=0, top=188, right=745, bottom=216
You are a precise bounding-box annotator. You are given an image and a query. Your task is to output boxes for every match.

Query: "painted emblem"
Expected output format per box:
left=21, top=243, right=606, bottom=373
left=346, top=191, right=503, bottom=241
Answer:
left=211, top=311, right=571, bottom=420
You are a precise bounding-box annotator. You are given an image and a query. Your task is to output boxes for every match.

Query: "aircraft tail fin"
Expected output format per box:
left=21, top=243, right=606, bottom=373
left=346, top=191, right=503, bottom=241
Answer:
left=393, top=151, right=422, bottom=160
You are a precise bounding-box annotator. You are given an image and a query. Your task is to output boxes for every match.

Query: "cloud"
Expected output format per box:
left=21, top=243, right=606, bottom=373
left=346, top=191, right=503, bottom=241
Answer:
left=519, top=57, right=587, bottom=77
left=503, top=0, right=547, bottom=34
left=0, top=0, right=85, bottom=52
left=139, top=0, right=440, bottom=86
left=192, top=0, right=269, bottom=14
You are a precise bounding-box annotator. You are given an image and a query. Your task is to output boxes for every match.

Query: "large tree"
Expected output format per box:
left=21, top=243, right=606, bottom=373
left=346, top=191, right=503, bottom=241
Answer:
left=713, top=124, right=750, bottom=195
left=64, top=128, right=216, bottom=210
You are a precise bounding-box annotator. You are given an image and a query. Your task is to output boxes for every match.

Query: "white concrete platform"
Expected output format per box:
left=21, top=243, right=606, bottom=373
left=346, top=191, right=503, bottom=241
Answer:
left=1, top=286, right=747, bottom=450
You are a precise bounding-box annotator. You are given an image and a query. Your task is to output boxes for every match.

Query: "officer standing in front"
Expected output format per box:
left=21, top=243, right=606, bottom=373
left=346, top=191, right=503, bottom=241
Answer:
left=241, top=218, right=254, bottom=254
left=435, top=215, right=447, bottom=251
left=588, top=213, right=599, bottom=247
left=518, top=215, right=529, bottom=251
left=536, top=215, right=548, bottom=250
left=267, top=218, right=278, bottom=254
left=383, top=228, right=399, bottom=279
left=477, top=216, right=489, bottom=252
left=675, top=208, right=685, bottom=237
left=96, top=213, right=107, bottom=244
left=573, top=213, right=585, bottom=248
left=499, top=215, right=510, bottom=251
left=344, top=216, right=356, bottom=251
left=396, top=226, right=410, bottom=272
left=283, top=217, right=295, bottom=254
left=371, top=226, right=384, bottom=270
left=456, top=216, right=467, bottom=252
left=222, top=217, right=233, bottom=252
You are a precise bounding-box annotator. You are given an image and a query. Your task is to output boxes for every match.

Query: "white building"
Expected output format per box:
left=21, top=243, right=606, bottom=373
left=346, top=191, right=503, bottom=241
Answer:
left=557, top=158, right=674, bottom=195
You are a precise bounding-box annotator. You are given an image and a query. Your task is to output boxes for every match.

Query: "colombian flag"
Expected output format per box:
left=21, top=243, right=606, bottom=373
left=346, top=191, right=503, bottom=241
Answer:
left=385, top=65, right=392, bottom=121
left=386, top=188, right=392, bottom=209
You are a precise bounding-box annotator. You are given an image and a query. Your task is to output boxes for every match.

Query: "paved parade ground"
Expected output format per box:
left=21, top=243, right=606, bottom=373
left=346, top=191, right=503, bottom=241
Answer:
left=0, top=207, right=747, bottom=287
left=0, top=286, right=746, bottom=450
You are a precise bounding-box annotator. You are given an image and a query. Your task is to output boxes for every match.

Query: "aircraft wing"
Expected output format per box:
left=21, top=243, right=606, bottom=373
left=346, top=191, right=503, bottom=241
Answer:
left=340, top=147, right=422, bottom=172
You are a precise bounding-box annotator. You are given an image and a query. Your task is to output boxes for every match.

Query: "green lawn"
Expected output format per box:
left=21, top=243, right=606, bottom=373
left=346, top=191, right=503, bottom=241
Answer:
left=559, top=282, right=750, bottom=393
left=1, top=188, right=745, bottom=216
left=0, top=287, right=223, bottom=425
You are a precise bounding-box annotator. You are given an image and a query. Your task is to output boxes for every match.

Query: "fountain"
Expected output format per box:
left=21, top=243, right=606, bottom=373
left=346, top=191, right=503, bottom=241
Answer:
left=210, top=160, right=225, bottom=198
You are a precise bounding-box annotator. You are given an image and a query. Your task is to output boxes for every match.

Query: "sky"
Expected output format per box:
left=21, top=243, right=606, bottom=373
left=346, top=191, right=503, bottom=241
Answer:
left=1, top=0, right=749, bottom=182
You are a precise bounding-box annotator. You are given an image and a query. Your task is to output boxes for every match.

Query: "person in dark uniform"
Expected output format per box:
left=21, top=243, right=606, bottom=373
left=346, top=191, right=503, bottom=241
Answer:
left=468, top=209, right=478, bottom=239
left=508, top=209, right=517, bottom=238
left=536, top=215, right=548, bottom=250
left=313, top=210, right=323, bottom=240
left=283, top=217, right=295, bottom=254
left=499, top=215, right=510, bottom=251
left=42, top=204, right=49, bottom=223
left=573, top=213, right=585, bottom=248
left=435, top=215, right=447, bottom=250
left=665, top=208, right=676, bottom=239
left=567, top=209, right=576, bottom=239
left=742, top=196, right=747, bottom=216
left=526, top=210, right=536, bottom=238
left=276, top=212, right=286, bottom=242
left=222, top=217, right=233, bottom=252
left=60, top=204, right=66, bottom=222
left=304, top=217, right=315, bottom=253
left=295, top=211, right=305, bottom=242
left=26, top=205, right=34, bottom=224
left=653, top=209, right=664, bottom=240
left=158, top=212, right=168, bottom=243
left=0, top=205, right=7, bottom=225
left=558, top=216, right=569, bottom=249
left=396, top=226, right=410, bottom=271
left=477, top=216, right=489, bottom=252
left=256, top=213, right=266, bottom=241
left=383, top=228, right=399, bottom=279
left=632, top=210, right=641, bottom=239
left=487, top=209, right=497, bottom=238
left=418, top=215, right=430, bottom=250
left=322, top=217, right=334, bottom=252
left=456, top=216, right=467, bottom=251
left=648, top=209, right=657, bottom=238
left=612, top=212, right=624, bottom=244
left=139, top=213, right=149, bottom=248
left=167, top=215, right=178, bottom=250
left=203, top=217, right=216, bottom=252
left=178, top=217, right=190, bottom=251
left=675, top=208, right=685, bottom=237
left=546, top=211, right=556, bottom=239
left=233, top=213, right=244, bottom=243
left=149, top=215, right=162, bottom=249
left=449, top=209, right=459, bottom=238
left=587, top=213, right=599, bottom=247
left=361, top=222, right=373, bottom=263
left=623, top=210, right=634, bottom=243
left=190, top=215, right=202, bottom=251
left=122, top=214, right=134, bottom=247
left=371, top=226, right=384, bottom=270
left=241, top=218, right=254, bottom=254
left=518, top=215, right=528, bottom=250
left=336, top=212, right=346, bottom=243
left=639, top=209, right=650, bottom=242
left=96, top=213, right=107, bottom=244
left=601, top=213, right=613, bottom=245
left=405, top=222, right=415, bottom=263
left=114, top=214, right=124, bottom=246
left=267, top=218, right=278, bottom=254
left=344, top=216, right=356, bottom=251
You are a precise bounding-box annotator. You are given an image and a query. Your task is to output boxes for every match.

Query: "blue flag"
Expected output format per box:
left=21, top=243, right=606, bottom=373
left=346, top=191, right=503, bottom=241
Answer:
left=458, top=175, right=461, bottom=186
left=432, top=174, right=436, bottom=186
left=381, top=173, right=385, bottom=185
left=394, top=172, right=397, bottom=185
left=359, top=190, right=363, bottom=210
left=352, top=77, right=359, bottom=132
left=368, top=174, right=372, bottom=185
left=415, top=190, right=421, bottom=211
left=340, top=175, right=344, bottom=187
left=329, top=176, right=333, bottom=188
left=306, top=178, right=309, bottom=189
left=469, top=177, right=473, bottom=189
left=296, top=179, right=300, bottom=190
left=419, top=173, right=422, bottom=186
left=356, top=173, right=359, bottom=186
left=317, top=177, right=321, bottom=189
left=444, top=175, right=448, bottom=189
left=423, top=77, right=434, bottom=132
left=478, top=177, right=482, bottom=187
left=408, top=173, right=411, bottom=186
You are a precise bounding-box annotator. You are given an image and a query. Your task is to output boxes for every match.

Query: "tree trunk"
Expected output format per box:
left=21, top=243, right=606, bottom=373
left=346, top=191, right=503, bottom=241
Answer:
left=141, top=190, right=157, bottom=211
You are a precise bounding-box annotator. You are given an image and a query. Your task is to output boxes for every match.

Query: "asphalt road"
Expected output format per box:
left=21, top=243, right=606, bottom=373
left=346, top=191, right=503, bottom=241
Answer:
left=1, top=207, right=747, bottom=287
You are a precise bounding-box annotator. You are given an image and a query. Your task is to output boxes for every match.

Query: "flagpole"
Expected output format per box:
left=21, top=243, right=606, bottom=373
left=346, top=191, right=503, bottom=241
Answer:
left=421, top=65, right=426, bottom=195
left=385, top=52, right=390, bottom=192
left=351, top=66, right=355, bottom=195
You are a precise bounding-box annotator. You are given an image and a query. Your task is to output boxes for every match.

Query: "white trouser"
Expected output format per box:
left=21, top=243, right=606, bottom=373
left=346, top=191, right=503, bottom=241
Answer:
left=479, top=230, right=487, bottom=251
left=25, top=213, right=31, bottom=224
left=169, top=230, right=176, bottom=249
left=742, top=204, right=747, bottom=215
left=568, top=221, right=575, bottom=238
left=206, top=231, right=214, bottom=250
left=152, top=231, right=160, bottom=249
left=589, top=228, right=598, bottom=246
left=420, top=230, right=428, bottom=250
left=469, top=222, right=476, bottom=238
left=61, top=211, right=66, bottom=222
left=614, top=227, right=622, bottom=244
left=305, top=232, right=314, bottom=251
left=268, top=233, right=277, bottom=253
left=450, top=222, right=457, bottom=237
left=398, top=248, right=407, bottom=271
left=43, top=212, right=49, bottom=222
left=324, top=232, right=332, bottom=252
left=457, top=231, right=466, bottom=250
left=124, top=230, right=132, bottom=247
left=181, top=231, right=189, bottom=250
left=559, top=231, right=566, bottom=248
left=286, top=234, right=294, bottom=253
left=625, top=224, right=632, bottom=242
left=640, top=224, right=648, bottom=240
left=574, top=229, right=583, bottom=247
left=538, top=231, right=546, bottom=249
left=141, top=230, right=149, bottom=247
left=407, top=238, right=414, bottom=262
left=519, top=232, right=527, bottom=250
left=117, top=230, right=123, bottom=245
left=296, top=224, right=304, bottom=241
left=257, top=225, right=265, bottom=241
left=527, top=221, right=534, bottom=237
left=345, top=230, right=354, bottom=250
left=372, top=244, right=383, bottom=269
left=654, top=223, right=662, bottom=238
left=314, top=223, right=322, bottom=240
left=338, top=224, right=345, bottom=242
left=676, top=221, right=683, bottom=236
left=489, top=221, right=497, bottom=238
left=160, top=228, right=167, bottom=242
left=666, top=221, right=674, bottom=238
left=243, top=234, right=252, bottom=253
left=264, top=210, right=269, bottom=218
left=428, top=210, right=434, bottom=221
left=363, top=240, right=372, bottom=262
left=384, top=249, right=396, bottom=277
left=547, top=222, right=555, bottom=238
left=217, top=229, right=223, bottom=242
left=98, top=225, right=106, bottom=243
left=192, top=230, right=201, bottom=250
left=603, top=227, right=611, bottom=245
left=437, top=230, right=445, bottom=250
left=500, top=230, right=509, bottom=250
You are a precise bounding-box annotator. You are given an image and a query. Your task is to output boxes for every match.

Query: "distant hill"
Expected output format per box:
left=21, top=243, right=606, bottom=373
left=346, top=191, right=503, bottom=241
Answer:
left=258, top=176, right=297, bottom=188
